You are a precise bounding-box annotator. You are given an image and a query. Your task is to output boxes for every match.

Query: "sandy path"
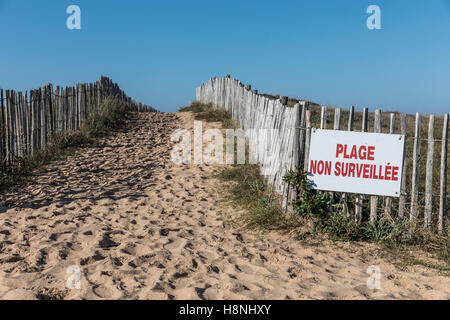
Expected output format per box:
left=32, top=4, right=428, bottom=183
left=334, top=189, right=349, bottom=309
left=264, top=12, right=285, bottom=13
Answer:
left=0, top=111, right=448, bottom=300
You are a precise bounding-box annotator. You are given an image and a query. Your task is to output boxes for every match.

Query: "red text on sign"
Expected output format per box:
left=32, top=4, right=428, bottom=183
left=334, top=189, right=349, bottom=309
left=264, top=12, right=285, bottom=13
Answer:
left=335, top=144, right=375, bottom=161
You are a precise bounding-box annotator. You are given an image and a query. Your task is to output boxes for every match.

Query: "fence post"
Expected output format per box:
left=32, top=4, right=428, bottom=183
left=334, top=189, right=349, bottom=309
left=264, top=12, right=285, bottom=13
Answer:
left=370, top=109, right=382, bottom=222
left=304, top=109, right=312, bottom=170
left=18, top=92, right=24, bottom=157
left=82, top=84, right=87, bottom=123
left=79, top=84, right=84, bottom=126
left=56, top=86, right=61, bottom=134
left=41, top=86, right=47, bottom=149
left=289, top=102, right=302, bottom=207
left=48, top=84, right=54, bottom=138
left=0, top=89, right=4, bottom=170
left=320, top=106, right=327, bottom=130
left=69, top=87, right=74, bottom=131
left=348, top=106, right=354, bottom=131
left=68, top=87, right=73, bottom=131
left=0, top=89, right=5, bottom=169
left=398, top=113, right=407, bottom=219
left=12, top=91, right=18, bottom=163
left=67, top=87, right=71, bottom=131
left=16, top=92, right=22, bottom=158
left=4, top=91, right=8, bottom=166
left=4, top=91, right=9, bottom=167
left=76, top=84, right=80, bottom=129
left=35, top=89, right=40, bottom=151
left=298, top=101, right=307, bottom=167
left=332, top=108, right=341, bottom=212
left=22, top=92, right=27, bottom=157
left=13, top=91, right=18, bottom=161
left=355, top=107, right=368, bottom=224
left=320, top=106, right=334, bottom=213
left=24, top=92, right=30, bottom=155
left=30, top=90, right=35, bottom=153
left=341, top=106, right=355, bottom=216
left=63, top=87, right=67, bottom=132
left=438, top=114, right=448, bottom=234
left=384, top=113, right=395, bottom=218
left=410, top=113, right=422, bottom=225
left=292, top=103, right=302, bottom=169
left=21, top=92, right=27, bottom=157
left=334, top=108, right=341, bottom=131
left=424, top=115, right=435, bottom=229
left=21, top=92, right=28, bottom=157
left=11, top=91, right=17, bottom=161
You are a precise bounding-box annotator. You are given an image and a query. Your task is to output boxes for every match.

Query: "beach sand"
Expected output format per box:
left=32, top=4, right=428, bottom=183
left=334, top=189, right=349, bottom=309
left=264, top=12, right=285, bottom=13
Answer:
left=0, top=111, right=448, bottom=300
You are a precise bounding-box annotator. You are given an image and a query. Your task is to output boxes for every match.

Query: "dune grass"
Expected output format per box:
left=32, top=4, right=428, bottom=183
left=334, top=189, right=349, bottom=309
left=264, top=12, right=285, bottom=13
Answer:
left=217, top=164, right=293, bottom=230
left=179, top=102, right=235, bottom=129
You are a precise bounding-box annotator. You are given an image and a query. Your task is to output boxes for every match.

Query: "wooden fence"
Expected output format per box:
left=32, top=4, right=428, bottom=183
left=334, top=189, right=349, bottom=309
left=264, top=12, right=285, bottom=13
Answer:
left=0, top=76, right=155, bottom=172
left=197, top=76, right=298, bottom=201
left=197, top=76, right=449, bottom=234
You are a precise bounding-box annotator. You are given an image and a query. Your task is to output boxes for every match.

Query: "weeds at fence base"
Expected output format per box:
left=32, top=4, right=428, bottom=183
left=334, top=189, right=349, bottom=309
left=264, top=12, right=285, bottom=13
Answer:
left=0, top=97, right=130, bottom=190
left=284, top=167, right=449, bottom=272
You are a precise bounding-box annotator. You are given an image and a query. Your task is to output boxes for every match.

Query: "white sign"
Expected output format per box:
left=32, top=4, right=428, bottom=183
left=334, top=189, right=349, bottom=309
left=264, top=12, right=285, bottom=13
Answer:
left=307, top=129, right=405, bottom=197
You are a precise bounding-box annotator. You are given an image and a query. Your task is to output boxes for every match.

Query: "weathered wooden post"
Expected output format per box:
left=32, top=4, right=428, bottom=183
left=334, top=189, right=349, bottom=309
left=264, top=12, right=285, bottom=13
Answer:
left=398, top=113, right=407, bottom=219
left=304, top=109, right=312, bottom=170
left=30, top=90, right=36, bottom=153
left=348, top=106, right=355, bottom=131
left=11, top=91, right=18, bottom=160
left=331, top=108, right=341, bottom=212
left=410, top=113, right=422, bottom=225
left=0, top=89, right=4, bottom=170
left=355, top=107, right=369, bottom=224
left=370, top=109, right=382, bottom=222
left=424, top=115, right=435, bottom=229
left=4, top=90, right=10, bottom=168
left=334, top=108, right=341, bottom=131
left=320, top=106, right=327, bottom=130
left=438, top=114, right=448, bottom=234
left=343, top=106, right=355, bottom=217
left=40, top=86, right=47, bottom=149
left=298, top=101, right=307, bottom=167
left=288, top=102, right=302, bottom=209
left=384, top=113, right=396, bottom=218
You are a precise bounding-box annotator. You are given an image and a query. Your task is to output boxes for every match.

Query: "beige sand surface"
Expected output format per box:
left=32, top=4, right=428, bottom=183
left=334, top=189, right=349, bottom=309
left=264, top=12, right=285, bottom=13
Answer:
left=0, top=111, right=448, bottom=300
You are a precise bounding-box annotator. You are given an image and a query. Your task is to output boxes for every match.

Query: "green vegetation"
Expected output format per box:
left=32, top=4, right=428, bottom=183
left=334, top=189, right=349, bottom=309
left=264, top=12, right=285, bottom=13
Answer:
left=217, top=164, right=293, bottom=230
left=179, top=102, right=235, bottom=128
left=283, top=168, right=404, bottom=241
left=81, top=96, right=129, bottom=137
left=0, top=97, right=131, bottom=189
left=283, top=166, right=449, bottom=272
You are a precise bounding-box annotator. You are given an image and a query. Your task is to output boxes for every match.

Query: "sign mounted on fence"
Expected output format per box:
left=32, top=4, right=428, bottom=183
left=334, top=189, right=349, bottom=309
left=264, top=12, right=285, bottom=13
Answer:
left=307, top=129, right=405, bottom=197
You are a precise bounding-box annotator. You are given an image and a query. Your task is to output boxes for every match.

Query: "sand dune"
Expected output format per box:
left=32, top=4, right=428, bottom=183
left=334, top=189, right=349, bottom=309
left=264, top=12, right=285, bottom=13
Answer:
left=0, top=111, right=448, bottom=300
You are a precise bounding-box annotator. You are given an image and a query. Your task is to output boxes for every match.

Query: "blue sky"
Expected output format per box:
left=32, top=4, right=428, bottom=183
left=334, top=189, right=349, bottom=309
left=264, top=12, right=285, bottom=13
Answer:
left=0, top=0, right=449, bottom=114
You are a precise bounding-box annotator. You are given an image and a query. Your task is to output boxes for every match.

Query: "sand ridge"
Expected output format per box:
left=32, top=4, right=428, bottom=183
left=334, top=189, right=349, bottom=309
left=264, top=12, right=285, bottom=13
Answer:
left=0, top=111, right=448, bottom=300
